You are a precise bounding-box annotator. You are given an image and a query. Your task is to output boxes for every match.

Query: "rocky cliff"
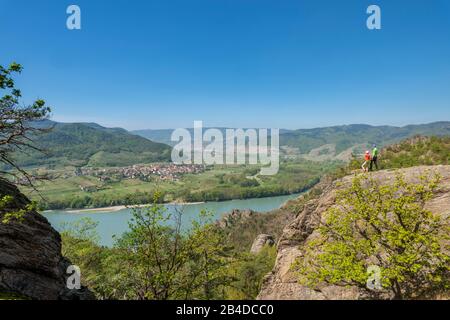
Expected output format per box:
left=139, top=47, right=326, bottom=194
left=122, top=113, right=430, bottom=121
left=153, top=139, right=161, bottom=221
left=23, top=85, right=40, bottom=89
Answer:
left=258, top=165, right=450, bottom=300
left=0, top=179, right=94, bottom=300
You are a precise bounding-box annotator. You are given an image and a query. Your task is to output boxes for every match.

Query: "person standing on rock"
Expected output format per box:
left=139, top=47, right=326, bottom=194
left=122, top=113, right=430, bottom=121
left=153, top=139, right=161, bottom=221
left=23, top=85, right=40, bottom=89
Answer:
left=362, top=150, right=371, bottom=172
left=370, top=144, right=379, bottom=171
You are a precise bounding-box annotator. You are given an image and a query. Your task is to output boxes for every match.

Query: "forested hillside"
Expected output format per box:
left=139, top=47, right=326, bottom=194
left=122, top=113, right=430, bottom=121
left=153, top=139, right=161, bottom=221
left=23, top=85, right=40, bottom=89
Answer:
left=279, top=122, right=450, bottom=154
left=346, top=135, right=450, bottom=171
left=380, top=136, right=450, bottom=168
left=4, top=121, right=172, bottom=168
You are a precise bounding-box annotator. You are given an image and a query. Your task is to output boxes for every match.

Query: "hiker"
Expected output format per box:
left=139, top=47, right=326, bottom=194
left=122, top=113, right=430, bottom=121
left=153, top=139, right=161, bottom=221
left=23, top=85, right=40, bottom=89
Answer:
left=362, top=150, right=371, bottom=172
left=370, top=144, right=379, bottom=171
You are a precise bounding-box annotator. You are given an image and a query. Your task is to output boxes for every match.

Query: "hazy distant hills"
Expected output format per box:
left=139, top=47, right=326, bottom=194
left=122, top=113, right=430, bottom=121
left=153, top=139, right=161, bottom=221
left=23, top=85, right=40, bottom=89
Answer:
left=132, top=128, right=293, bottom=147
left=132, top=128, right=179, bottom=147
left=133, top=122, right=450, bottom=161
left=280, top=122, right=450, bottom=157
left=7, top=120, right=172, bottom=169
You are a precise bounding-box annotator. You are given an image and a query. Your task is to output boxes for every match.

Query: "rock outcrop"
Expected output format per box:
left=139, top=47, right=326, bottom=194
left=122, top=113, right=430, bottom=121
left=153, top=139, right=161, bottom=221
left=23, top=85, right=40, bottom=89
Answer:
left=250, top=234, right=275, bottom=254
left=217, top=209, right=256, bottom=228
left=258, top=165, right=450, bottom=300
left=0, top=178, right=94, bottom=300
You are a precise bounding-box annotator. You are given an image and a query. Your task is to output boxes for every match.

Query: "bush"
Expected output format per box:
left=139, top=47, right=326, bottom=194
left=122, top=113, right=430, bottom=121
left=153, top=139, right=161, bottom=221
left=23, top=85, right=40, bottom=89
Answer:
left=293, top=172, right=450, bottom=299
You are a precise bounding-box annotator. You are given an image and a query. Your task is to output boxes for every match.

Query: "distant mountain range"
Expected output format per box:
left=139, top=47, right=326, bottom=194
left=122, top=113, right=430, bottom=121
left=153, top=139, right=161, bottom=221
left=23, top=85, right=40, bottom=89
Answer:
left=6, top=120, right=172, bottom=169
left=6, top=121, right=450, bottom=169
left=279, top=122, right=450, bottom=160
left=133, top=122, right=450, bottom=161
left=132, top=128, right=292, bottom=147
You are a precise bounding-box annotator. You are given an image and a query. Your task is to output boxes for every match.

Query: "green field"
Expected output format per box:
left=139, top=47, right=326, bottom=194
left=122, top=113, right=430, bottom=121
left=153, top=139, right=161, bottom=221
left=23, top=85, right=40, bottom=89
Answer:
left=23, top=160, right=342, bottom=210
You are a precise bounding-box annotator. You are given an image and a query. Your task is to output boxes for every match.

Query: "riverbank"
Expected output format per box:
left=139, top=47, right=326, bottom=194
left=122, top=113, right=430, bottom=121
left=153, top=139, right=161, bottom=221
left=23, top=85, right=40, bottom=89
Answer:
left=44, top=193, right=302, bottom=246
left=64, top=201, right=206, bottom=213
left=27, top=160, right=337, bottom=211
left=42, top=188, right=312, bottom=213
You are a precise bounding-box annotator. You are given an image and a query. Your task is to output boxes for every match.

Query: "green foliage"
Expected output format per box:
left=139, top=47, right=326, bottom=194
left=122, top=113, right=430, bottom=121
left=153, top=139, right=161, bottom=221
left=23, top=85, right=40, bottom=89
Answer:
left=61, top=194, right=236, bottom=300
left=222, top=208, right=295, bottom=252
left=61, top=218, right=118, bottom=299
left=293, top=172, right=450, bottom=299
left=40, top=190, right=165, bottom=210
left=0, top=62, right=51, bottom=184
left=0, top=195, right=36, bottom=224
left=179, top=161, right=338, bottom=204
left=61, top=197, right=279, bottom=300
left=113, top=195, right=235, bottom=299
left=382, top=136, right=450, bottom=169
left=225, top=245, right=277, bottom=299
left=347, top=136, right=450, bottom=173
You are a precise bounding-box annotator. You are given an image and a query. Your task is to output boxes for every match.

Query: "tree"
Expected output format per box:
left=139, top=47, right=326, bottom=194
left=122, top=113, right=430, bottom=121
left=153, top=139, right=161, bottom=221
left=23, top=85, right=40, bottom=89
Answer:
left=182, top=213, right=236, bottom=299
left=225, top=245, right=277, bottom=299
left=293, top=172, right=450, bottom=299
left=60, top=217, right=119, bottom=299
left=0, top=62, right=51, bottom=185
left=112, top=193, right=234, bottom=300
left=0, top=194, right=36, bottom=224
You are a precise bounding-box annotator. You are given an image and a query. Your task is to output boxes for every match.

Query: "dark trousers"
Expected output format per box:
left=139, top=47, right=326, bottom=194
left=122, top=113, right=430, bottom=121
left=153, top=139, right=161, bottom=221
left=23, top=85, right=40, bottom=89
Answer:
left=370, top=156, right=378, bottom=171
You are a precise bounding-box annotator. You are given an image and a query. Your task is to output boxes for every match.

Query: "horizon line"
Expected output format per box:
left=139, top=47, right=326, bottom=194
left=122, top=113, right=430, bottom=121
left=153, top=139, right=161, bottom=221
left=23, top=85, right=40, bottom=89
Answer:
left=48, top=118, right=450, bottom=132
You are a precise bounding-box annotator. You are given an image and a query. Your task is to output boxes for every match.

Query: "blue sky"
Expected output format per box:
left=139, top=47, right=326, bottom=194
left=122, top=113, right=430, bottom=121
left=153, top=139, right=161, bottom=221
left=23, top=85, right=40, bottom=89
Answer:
left=1, top=0, right=450, bottom=130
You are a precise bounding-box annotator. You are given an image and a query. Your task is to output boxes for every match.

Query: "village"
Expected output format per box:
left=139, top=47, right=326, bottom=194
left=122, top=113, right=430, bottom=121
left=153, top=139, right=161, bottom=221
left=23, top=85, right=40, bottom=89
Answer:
left=75, top=163, right=206, bottom=184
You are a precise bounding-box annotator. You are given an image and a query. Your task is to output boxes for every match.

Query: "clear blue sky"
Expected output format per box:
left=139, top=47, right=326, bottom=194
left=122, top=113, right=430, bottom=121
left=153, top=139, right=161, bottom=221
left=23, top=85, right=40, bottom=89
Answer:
left=1, top=0, right=450, bottom=130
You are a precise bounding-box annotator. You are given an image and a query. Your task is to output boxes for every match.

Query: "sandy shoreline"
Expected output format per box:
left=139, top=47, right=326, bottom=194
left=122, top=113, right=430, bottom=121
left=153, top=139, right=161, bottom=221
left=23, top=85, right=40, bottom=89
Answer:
left=58, top=201, right=206, bottom=214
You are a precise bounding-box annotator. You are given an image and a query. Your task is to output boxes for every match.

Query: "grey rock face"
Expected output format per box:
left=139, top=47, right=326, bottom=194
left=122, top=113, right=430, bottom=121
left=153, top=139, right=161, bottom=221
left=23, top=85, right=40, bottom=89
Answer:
left=217, top=209, right=255, bottom=228
left=250, top=234, right=275, bottom=254
left=0, top=179, right=94, bottom=300
left=258, top=165, right=450, bottom=300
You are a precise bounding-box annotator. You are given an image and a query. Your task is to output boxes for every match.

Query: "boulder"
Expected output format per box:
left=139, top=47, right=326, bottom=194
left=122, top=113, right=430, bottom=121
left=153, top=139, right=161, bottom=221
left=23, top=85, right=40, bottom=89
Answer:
left=250, top=234, right=275, bottom=254
left=217, top=209, right=255, bottom=228
left=0, top=178, right=94, bottom=300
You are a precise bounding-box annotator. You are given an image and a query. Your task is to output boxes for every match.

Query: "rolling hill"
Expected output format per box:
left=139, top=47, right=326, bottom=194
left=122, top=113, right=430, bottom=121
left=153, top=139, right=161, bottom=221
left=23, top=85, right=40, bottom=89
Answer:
left=6, top=120, right=172, bottom=168
left=279, top=122, right=450, bottom=154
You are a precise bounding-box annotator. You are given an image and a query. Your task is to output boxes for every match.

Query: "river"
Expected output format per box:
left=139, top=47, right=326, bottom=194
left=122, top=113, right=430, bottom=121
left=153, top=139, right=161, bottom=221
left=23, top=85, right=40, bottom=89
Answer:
left=43, top=193, right=300, bottom=246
